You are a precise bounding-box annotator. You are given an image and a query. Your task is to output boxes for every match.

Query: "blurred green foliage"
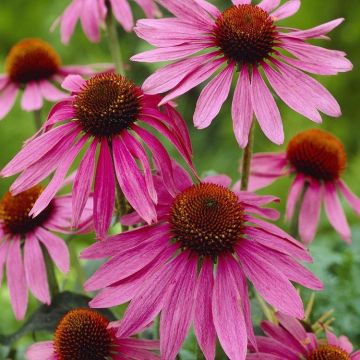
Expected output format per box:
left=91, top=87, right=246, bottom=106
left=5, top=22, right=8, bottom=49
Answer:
left=0, top=0, right=359, bottom=358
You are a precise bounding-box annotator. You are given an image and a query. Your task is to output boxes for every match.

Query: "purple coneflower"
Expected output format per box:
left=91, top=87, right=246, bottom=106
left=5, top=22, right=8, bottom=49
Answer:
left=55, top=0, right=160, bottom=44
left=132, top=0, right=352, bottom=147
left=0, top=38, right=92, bottom=120
left=26, top=308, right=159, bottom=360
left=81, top=164, right=322, bottom=360
left=1, top=73, right=193, bottom=239
left=0, top=183, right=92, bottom=320
left=248, top=129, right=360, bottom=244
left=247, top=312, right=360, bottom=360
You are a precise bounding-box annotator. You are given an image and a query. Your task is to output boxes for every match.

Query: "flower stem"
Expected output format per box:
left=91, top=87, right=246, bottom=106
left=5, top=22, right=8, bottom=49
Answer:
left=43, top=246, right=59, bottom=298
left=240, top=122, right=255, bottom=191
left=196, top=342, right=205, bottom=360
left=33, top=109, right=42, bottom=130
left=105, top=9, right=125, bottom=76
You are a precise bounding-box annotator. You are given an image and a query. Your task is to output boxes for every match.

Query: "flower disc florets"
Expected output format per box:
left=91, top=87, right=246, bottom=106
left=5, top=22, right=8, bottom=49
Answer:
left=74, top=73, right=142, bottom=137
left=0, top=186, right=52, bottom=235
left=170, top=183, right=245, bottom=258
left=214, top=4, right=277, bottom=64
left=5, top=38, right=61, bottom=83
left=54, top=308, right=113, bottom=360
left=307, top=344, right=350, bottom=360
left=287, top=129, right=347, bottom=181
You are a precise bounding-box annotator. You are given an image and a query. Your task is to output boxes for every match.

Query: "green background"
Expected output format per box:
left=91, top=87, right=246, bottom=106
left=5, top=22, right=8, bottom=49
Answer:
left=0, top=0, right=359, bottom=358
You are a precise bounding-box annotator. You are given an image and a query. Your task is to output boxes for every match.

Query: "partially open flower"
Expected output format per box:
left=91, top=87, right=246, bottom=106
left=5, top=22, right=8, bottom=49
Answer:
left=0, top=38, right=93, bottom=120
left=81, top=163, right=322, bottom=360
left=54, top=0, right=160, bottom=44
left=26, top=308, right=159, bottom=360
left=132, top=0, right=352, bottom=147
left=1, top=73, right=193, bottom=239
left=247, top=129, right=360, bottom=244
left=0, top=182, right=92, bottom=320
left=247, top=312, right=360, bottom=360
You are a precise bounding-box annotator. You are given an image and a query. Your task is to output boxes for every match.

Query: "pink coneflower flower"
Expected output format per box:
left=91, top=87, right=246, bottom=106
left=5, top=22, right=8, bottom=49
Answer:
left=26, top=308, right=160, bottom=360
left=247, top=312, right=360, bottom=360
left=248, top=129, right=360, bottom=244
left=1, top=73, right=193, bottom=239
left=132, top=0, right=352, bottom=147
left=0, top=38, right=92, bottom=120
left=81, top=164, right=322, bottom=360
left=0, top=183, right=92, bottom=320
left=55, top=0, right=160, bottom=44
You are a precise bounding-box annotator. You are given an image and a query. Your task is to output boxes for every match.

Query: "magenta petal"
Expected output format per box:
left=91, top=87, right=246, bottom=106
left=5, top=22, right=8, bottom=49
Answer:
left=212, top=255, right=247, bottom=360
left=115, top=253, right=186, bottom=338
left=80, top=0, right=102, bottom=42
left=110, top=0, right=134, bottom=32
left=251, top=68, right=284, bottom=145
left=35, top=227, right=70, bottom=273
left=73, top=139, right=97, bottom=227
left=286, top=174, right=305, bottom=221
left=194, top=258, right=216, bottom=360
left=160, top=254, right=197, bottom=360
left=298, top=180, right=322, bottom=244
left=194, top=63, right=235, bottom=130
left=236, top=240, right=304, bottom=318
left=323, top=182, right=351, bottom=243
left=276, top=312, right=308, bottom=343
left=337, top=179, right=360, bottom=216
left=21, top=82, right=43, bottom=111
left=6, top=237, right=28, bottom=320
left=0, top=82, right=18, bottom=120
left=24, top=233, right=50, bottom=304
left=60, top=0, right=81, bottom=44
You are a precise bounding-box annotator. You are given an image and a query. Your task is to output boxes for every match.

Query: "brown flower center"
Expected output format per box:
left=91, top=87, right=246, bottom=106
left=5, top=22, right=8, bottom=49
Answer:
left=170, top=183, right=245, bottom=258
left=307, top=344, right=350, bottom=360
left=287, top=129, right=347, bottom=181
left=74, top=73, right=142, bottom=137
left=0, top=186, right=52, bottom=235
left=5, top=38, right=61, bottom=83
left=54, top=308, right=113, bottom=360
left=214, top=4, right=277, bottom=64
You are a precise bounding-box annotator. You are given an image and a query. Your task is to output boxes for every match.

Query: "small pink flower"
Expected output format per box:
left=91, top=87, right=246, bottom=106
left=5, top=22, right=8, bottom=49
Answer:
left=1, top=73, right=193, bottom=239
left=247, top=312, right=360, bottom=360
left=55, top=0, right=160, bottom=44
left=26, top=308, right=160, bottom=360
left=248, top=129, right=360, bottom=244
left=0, top=183, right=92, bottom=320
left=132, top=0, right=352, bottom=147
left=81, top=164, right=322, bottom=360
left=0, top=38, right=93, bottom=120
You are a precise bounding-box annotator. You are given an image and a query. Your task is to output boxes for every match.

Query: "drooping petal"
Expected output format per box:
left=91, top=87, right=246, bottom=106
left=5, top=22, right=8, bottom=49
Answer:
left=21, top=82, right=43, bottom=111
left=285, top=173, right=305, bottom=221
left=337, top=179, right=360, bottom=216
left=80, top=0, right=102, bottom=42
left=110, top=0, right=134, bottom=32
left=60, top=0, right=82, bottom=44
left=0, top=82, right=18, bottom=120
left=39, top=80, right=67, bottom=101
left=271, top=0, right=300, bottom=20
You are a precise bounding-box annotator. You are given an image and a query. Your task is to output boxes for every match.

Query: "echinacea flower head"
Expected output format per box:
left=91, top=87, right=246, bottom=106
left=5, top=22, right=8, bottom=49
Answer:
left=0, top=183, right=92, bottom=320
left=247, top=312, right=360, bottom=360
left=132, top=0, right=352, bottom=147
left=82, top=164, right=322, bottom=360
left=0, top=38, right=92, bottom=120
left=1, top=73, right=193, bottom=239
left=249, top=129, right=360, bottom=244
left=26, top=308, right=160, bottom=360
left=55, top=0, right=160, bottom=44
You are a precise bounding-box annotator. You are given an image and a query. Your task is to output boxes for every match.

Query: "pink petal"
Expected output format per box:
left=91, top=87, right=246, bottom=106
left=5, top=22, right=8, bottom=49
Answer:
left=46, top=100, right=76, bottom=129
left=26, top=341, right=55, bottom=360
left=298, top=180, right=322, bottom=244
left=212, top=255, right=247, bottom=360
left=160, top=254, right=197, bottom=360
left=194, top=63, right=235, bottom=129
left=35, top=227, right=70, bottom=273
left=6, top=237, right=28, bottom=320
left=24, top=233, right=50, bottom=304
left=259, top=0, right=280, bottom=12
left=323, top=182, right=351, bottom=243
left=73, top=139, right=97, bottom=228
left=194, top=258, right=216, bottom=360
left=80, top=0, right=102, bottom=42
left=337, top=179, right=360, bottom=216
left=271, top=0, right=300, bottom=20
left=194, top=0, right=221, bottom=17
left=0, top=240, right=9, bottom=288
left=0, top=82, right=18, bottom=120
left=232, top=66, right=253, bottom=148
left=39, top=80, right=67, bottom=101
left=60, top=0, right=82, bottom=44
left=288, top=18, right=344, bottom=39
left=61, top=74, right=86, bottom=93
left=286, top=173, right=305, bottom=221
left=94, top=139, right=116, bottom=239
left=236, top=241, right=304, bottom=318
left=276, top=312, right=307, bottom=343
left=251, top=68, right=283, bottom=145
left=21, top=82, right=43, bottom=111
left=110, top=0, right=134, bottom=32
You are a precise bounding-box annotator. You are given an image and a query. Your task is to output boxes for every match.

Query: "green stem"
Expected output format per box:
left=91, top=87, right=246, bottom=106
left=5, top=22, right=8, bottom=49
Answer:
left=43, top=246, right=59, bottom=297
left=105, top=9, right=125, bottom=75
left=196, top=341, right=206, bottom=360
left=33, top=109, right=42, bottom=130
left=240, top=122, right=255, bottom=191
